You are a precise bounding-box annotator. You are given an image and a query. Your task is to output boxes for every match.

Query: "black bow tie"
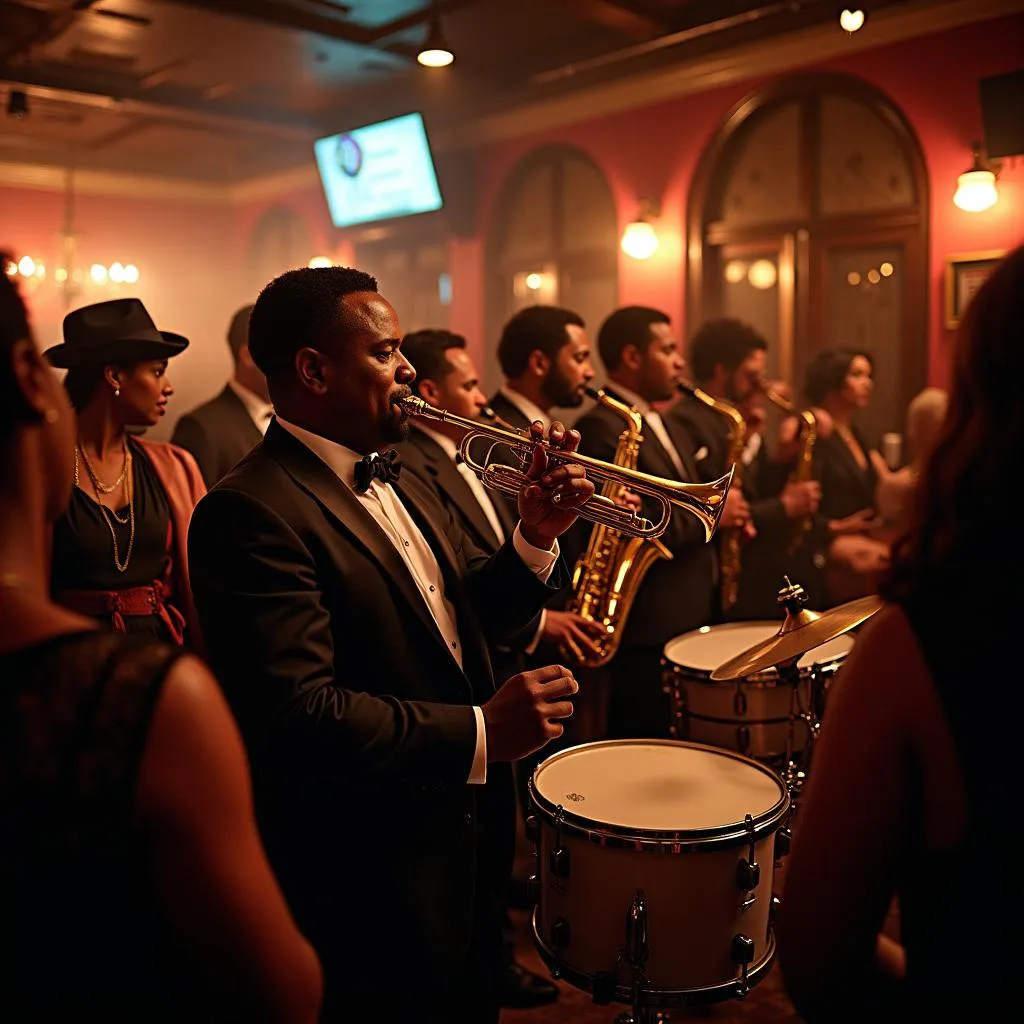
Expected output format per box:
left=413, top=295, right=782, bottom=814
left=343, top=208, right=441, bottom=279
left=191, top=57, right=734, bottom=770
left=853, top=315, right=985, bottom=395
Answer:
left=353, top=450, right=402, bottom=493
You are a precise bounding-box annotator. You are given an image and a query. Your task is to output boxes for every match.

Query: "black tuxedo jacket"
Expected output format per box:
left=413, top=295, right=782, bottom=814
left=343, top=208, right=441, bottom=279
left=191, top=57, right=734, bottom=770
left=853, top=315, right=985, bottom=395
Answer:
left=398, top=427, right=544, bottom=678
left=571, top=389, right=715, bottom=648
left=170, top=384, right=263, bottom=488
left=188, top=421, right=563, bottom=1000
left=398, top=427, right=516, bottom=553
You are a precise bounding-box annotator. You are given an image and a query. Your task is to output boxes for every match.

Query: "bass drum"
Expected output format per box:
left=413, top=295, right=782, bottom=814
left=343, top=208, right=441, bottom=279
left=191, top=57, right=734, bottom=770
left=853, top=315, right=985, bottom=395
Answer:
left=529, top=739, right=789, bottom=1009
left=663, top=623, right=853, bottom=761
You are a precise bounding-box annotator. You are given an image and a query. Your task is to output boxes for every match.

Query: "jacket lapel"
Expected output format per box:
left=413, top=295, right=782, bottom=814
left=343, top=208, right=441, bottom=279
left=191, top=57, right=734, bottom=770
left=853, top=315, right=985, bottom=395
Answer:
left=411, top=431, right=502, bottom=552
left=263, top=424, right=457, bottom=662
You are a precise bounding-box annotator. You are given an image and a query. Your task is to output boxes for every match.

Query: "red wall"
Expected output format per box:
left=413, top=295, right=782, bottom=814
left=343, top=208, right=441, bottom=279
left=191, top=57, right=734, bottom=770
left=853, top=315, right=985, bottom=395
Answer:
left=475, top=13, right=1024, bottom=387
left=1, top=185, right=246, bottom=439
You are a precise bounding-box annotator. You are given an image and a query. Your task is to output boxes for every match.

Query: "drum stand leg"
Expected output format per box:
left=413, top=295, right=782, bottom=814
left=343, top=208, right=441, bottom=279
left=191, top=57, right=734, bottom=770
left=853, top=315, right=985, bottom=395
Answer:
left=612, top=891, right=666, bottom=1024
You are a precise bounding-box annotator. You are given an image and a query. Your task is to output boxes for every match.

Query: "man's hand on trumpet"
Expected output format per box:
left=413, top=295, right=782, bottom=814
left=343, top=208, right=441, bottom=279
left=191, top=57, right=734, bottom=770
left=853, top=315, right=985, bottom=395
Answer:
left=517, top=420, right=596, bottom=549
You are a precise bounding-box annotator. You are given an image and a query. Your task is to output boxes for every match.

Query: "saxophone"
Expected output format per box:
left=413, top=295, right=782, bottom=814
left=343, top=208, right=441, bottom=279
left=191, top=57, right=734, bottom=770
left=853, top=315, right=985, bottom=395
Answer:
left=761, top=384, right=818, bottom=553
left=677, top=382, right=747, bottom=615
left=563, top=387, right=673, bottom=668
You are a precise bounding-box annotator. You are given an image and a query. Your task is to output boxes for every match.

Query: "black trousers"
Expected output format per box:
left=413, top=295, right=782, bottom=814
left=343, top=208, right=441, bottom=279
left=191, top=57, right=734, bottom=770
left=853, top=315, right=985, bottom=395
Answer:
left=606, top=645, right=673, bottom=740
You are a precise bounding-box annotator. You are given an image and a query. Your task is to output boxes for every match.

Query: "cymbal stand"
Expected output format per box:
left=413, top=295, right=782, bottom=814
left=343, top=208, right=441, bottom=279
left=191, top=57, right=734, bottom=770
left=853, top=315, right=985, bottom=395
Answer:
left=778, top=657, right=808, bottom=799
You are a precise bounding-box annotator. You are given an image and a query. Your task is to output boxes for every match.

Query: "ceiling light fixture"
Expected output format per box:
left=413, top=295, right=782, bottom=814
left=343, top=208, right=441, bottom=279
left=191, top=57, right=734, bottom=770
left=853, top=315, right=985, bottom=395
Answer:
left=417, top=4, right=454, bottom=67
left=839, top=8, right=866, bottom=34
left=6, top=90, right=29, bottom=119
left=953, top=142, right=999, bottom=212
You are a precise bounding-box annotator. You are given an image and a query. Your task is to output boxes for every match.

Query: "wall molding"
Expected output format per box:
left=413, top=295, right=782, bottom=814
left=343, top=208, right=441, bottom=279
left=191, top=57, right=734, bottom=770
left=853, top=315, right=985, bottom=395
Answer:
left=1, top=0, right=1017, bottom=205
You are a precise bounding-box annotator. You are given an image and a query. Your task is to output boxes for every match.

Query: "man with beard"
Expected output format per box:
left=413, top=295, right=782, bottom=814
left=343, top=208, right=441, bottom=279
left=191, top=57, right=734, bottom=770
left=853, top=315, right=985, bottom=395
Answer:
left=669, top=318, right=821, bottom=618
left=188, top=267, right=594, bottom=1022
left=487, top=305, right=595, bottom=443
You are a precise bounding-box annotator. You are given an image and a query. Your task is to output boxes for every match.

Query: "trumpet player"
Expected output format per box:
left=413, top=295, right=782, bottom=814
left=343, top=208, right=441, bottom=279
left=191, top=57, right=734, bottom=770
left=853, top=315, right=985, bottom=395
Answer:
left=573, top=306, right=739, bottom=740
left=670, top=318, right=822, bottom=619
left=187, top=267, right=595, bottom=1022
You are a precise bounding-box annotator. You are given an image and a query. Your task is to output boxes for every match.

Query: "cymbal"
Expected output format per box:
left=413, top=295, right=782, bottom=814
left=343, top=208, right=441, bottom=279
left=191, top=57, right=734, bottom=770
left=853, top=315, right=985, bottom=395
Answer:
left=710, top=594, right=883, bottom=681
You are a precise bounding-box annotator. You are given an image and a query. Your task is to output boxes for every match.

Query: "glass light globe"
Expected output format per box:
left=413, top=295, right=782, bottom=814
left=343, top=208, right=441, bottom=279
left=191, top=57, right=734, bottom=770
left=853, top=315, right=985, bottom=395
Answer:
left=620, top=221, right=659, bottom=260
left=953, top=169, right=998, bottom=212
left=839, top=9, right=865, bottom=33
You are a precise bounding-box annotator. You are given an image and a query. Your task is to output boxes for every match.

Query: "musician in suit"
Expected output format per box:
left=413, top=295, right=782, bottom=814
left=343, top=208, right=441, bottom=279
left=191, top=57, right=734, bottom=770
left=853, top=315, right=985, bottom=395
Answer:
left=401, top=329, right=606, bottom=665
left=487, top=304, right=595, bottom=445
left=573, top=307, right=746, bottom=739
left=398, top=328, right=608, bottom=1011
left=188, top=267, right=593, bottom=1023
left=171, top=305, right=273, bottom=486
left=670, top=318, right=821, bottom=619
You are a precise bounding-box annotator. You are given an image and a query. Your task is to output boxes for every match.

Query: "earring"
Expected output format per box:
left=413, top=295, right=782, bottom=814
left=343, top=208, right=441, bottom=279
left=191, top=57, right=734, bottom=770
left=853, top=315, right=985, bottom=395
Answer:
left=113, top=386, right=120, bottom=398
left=43, top=408, right=58, bottom=424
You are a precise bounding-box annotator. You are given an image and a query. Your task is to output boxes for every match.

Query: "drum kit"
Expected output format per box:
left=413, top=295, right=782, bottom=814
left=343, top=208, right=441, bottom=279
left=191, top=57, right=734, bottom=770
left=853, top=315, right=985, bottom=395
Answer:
left=527, top=578, right=882, bottom=1023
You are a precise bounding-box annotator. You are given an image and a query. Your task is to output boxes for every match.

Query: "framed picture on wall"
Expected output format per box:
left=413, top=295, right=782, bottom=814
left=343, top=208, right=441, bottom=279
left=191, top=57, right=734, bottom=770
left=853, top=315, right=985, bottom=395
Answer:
left=944, top=250, right=1006, bottom=328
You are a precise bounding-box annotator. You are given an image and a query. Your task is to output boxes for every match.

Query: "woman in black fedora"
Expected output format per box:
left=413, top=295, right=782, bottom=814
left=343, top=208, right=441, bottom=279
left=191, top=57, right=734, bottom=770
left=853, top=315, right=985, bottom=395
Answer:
left=45, top=298, right=206, bottom=647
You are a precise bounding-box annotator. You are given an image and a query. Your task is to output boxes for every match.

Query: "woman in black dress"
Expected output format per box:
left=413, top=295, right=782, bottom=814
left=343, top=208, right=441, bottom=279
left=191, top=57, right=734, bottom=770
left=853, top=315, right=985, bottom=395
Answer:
left=44, top=299, right=206, bottom=645
left=777, top=347, right=889, bottom=605
left=0, top=267, right=321, bottom=1019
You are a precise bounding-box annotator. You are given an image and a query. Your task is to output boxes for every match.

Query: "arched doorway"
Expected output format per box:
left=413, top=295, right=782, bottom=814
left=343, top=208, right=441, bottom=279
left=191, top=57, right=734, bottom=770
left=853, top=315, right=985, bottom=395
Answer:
left=486, top=144, right=618, bottom=390
left=688, top=74, right=929, bottom=445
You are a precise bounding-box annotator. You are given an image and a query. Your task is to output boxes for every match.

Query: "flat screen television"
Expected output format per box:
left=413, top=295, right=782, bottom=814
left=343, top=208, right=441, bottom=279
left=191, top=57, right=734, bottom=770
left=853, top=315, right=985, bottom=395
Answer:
left=313, top=112, right=444, bottom=229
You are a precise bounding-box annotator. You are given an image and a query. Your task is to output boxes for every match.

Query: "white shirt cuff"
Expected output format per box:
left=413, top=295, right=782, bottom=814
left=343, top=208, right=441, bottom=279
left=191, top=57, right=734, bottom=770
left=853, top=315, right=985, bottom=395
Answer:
left=512, top=522, right=558, bottom=582
left=469, top=705, right=487, bottom=784
left=525, top=609, right=547, bottom=656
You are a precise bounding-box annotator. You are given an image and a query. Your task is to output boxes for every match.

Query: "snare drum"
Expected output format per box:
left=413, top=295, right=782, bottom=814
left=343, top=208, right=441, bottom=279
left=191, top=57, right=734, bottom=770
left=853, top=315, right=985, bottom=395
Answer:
left=663, top=623, right=853, bottom=760
left=529, top=740, right=789, bottom=1008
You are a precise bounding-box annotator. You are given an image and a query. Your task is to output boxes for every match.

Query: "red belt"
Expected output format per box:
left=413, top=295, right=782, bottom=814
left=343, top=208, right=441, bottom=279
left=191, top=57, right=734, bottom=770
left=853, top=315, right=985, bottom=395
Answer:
left=57, top=580, right=187, bottom=646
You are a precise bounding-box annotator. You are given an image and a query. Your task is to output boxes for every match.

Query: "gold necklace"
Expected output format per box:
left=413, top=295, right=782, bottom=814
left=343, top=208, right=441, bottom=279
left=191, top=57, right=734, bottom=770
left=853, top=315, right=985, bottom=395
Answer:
left=75, top=439, right=129, bottom=494
left=78, top=443, right=136, bottom=573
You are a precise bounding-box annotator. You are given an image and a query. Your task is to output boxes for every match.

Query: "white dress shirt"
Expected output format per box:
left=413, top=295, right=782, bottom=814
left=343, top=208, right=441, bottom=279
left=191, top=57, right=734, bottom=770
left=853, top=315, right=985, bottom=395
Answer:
left=415, top=422, right=549, bottom=654
left=498, top=386, right=551, bottom=430
left=275, top=417, right=558, bottom=784
left=609, top=382, right=688, bottom=479
left=228, top=379, right=275, bottom=435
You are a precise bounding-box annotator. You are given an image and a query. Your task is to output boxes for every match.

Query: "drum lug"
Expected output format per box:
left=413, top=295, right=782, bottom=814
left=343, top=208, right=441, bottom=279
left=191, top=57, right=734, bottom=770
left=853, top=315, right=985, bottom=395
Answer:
left=731, top=933, right=755, bottom=998
left=775, top=827, right=792, bottom=858
left=549, top=846, right=571, bottom=880
left=527, top=874, right=540, bottom=904
left=625, top=889, right=649, bottom=967
left=550, top=916, right=571, bottom=978
left=770, top=893, right=782, bottom=927
left=736, top=725, right=750, bottom=753
left=736, top=814, right=760, bottom=895
left=525, top=813, right=539, bottom=844
left=733, top=686, right=748, bottom=716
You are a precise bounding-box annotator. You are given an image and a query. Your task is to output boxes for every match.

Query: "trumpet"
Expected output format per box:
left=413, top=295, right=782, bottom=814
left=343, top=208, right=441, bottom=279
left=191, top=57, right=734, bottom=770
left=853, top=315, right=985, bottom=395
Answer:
left=399, top=395, right=733, bottom=542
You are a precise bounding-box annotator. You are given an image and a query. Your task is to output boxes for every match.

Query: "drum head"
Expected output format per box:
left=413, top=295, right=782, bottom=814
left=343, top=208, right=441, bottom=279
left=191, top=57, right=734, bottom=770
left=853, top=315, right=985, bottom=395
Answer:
left=532, top=739, right=784, bottom=834
left=663, top=622, right=854, bottom=676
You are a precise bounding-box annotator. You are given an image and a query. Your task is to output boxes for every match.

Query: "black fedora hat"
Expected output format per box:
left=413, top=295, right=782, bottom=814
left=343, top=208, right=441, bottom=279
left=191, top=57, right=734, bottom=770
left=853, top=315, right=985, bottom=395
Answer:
left=44, top=298, right=189, bottom=369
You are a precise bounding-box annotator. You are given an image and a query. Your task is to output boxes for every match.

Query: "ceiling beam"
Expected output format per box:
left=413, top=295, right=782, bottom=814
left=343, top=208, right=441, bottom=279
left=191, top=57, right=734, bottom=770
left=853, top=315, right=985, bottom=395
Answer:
left=0, top=64, right=318, bottom=141
left=158, top=0, right=476, bottom=45
left=558, top=0, right=668, bottom=41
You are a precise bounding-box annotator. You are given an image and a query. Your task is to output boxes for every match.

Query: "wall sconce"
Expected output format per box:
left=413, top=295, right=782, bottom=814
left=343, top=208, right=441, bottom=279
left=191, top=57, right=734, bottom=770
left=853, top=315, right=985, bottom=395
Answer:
left=621, top=200, right=660, bottom=260
left=953, top=143, right=999, bottom=212
left=308, top=256, right=334, bottom=268
left=839, top=8, right=865, bottom=34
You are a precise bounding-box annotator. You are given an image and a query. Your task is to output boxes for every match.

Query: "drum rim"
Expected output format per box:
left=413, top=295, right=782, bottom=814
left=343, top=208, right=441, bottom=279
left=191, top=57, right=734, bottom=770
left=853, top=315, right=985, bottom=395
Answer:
left=529, top=739, right=790, bottom=849
left=661, top=621, right=852, bottom=683
left=532, top=907, right=777, bottom=1006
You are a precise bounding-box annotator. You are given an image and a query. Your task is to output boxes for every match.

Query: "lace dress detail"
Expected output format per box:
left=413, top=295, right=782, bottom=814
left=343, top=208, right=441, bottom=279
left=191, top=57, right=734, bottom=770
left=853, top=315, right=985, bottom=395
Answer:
left=0, top=631, right=206, bottom=1020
